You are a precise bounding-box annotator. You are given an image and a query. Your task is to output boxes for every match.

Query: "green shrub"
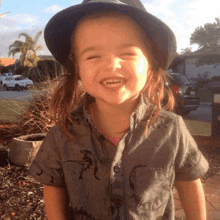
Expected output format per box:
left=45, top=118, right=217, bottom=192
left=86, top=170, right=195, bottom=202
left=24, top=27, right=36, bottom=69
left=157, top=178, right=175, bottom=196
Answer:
left=0, top=68, right=60, bottom=139
left=23, top=59, right=63, bottom=83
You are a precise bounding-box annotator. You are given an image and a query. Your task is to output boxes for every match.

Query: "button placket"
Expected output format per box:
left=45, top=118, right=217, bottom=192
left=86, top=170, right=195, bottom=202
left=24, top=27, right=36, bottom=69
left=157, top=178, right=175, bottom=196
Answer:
left=110, top=157, right=122, bottom=184
left=113, top=165, right=121, bottom=173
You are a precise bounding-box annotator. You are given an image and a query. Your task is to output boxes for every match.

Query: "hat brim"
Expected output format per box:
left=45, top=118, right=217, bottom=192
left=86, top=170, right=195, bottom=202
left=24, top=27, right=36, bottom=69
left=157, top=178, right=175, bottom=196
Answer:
left=44, top=2, right=176, bottom=69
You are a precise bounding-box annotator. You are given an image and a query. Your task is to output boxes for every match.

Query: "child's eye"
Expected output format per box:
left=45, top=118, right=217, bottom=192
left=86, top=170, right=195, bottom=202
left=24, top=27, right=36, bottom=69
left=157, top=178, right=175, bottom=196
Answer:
left=86, top=55, right=101, bottom=60
left=121, top=53, right=136, bottom=57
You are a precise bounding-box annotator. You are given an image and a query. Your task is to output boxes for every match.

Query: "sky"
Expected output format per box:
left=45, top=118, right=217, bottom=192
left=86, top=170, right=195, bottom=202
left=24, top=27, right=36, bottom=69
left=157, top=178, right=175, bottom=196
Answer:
left=0, top=0, right=219, bottom=58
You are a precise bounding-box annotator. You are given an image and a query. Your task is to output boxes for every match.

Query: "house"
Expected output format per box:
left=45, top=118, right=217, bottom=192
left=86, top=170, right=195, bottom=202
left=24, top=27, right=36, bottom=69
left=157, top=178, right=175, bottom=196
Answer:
left=38, top=55, right=55, bottom=60
left=0, top=58, right=16, bottom=66
left=0, top=58, right=17, bottom=73
left=169, top=48, right=220, bottom=80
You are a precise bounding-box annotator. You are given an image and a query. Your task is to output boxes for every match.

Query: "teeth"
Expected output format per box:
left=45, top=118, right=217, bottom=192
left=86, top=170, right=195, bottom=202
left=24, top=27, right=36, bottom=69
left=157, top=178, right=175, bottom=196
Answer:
left=102, top=79, right=123, bottom=87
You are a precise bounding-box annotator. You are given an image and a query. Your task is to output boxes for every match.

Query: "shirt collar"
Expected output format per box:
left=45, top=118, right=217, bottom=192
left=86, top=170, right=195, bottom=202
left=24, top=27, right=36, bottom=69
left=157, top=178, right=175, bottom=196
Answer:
left=81, top=93, right=154, bottom=131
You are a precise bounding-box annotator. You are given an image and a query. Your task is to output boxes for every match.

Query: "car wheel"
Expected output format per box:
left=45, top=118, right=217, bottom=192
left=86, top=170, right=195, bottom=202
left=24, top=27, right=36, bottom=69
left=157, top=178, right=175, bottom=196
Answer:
left=15, top=84, right=21, bottom=91
left=3, top=84, right=8, bottom=91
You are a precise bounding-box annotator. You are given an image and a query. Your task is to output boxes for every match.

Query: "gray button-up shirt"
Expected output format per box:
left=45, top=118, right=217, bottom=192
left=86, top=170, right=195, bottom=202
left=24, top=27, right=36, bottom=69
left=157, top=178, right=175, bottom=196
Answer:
left=29, top=93, right=209, bottom=220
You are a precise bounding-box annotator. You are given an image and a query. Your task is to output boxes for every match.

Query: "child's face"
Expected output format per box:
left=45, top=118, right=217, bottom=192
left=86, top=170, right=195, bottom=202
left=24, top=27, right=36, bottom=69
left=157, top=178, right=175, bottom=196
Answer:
left=73, top=13, right=150, bottom=106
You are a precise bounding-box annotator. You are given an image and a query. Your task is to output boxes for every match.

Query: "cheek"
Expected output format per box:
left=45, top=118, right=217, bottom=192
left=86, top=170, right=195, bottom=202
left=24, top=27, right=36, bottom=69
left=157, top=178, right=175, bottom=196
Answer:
left=79, top=67, right=95, bottom=89
left=137, top=57, right=149, bottom=75
left=78, top=63, right=90, bottom=81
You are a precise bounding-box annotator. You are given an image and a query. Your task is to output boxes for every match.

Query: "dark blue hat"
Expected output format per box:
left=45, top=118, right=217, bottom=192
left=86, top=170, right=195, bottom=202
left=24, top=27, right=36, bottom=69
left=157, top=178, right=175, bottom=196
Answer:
left=44, top=0, right=177, bottom=70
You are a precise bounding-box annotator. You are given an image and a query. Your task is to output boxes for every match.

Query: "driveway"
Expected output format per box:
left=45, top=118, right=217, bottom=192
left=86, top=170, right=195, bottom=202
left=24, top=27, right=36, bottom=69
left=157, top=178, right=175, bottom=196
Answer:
left=0, top=88, right=40, bottom=101
left=186, top=103, right=212, bottom=122
left=0, top=88, right=213, bottom=122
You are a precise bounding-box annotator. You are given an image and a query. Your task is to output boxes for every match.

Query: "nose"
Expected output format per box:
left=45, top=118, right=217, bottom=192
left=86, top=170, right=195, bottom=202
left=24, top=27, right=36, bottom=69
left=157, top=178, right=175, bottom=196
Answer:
left=102, top=55, right=121, bottom=72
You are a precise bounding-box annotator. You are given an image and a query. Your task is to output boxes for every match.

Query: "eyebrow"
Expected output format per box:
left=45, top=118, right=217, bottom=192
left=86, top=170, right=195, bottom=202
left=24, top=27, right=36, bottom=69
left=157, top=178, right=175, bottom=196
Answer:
left=80, top=46, right=100, bottom=57
left=80, top=44, right=137, bottom=57
left=119, top=44, right=137, bottom=49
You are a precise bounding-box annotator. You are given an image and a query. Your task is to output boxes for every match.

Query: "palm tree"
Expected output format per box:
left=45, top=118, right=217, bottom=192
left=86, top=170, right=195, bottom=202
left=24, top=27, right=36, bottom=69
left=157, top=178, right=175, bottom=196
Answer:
left=8, top=31, right=43, bottom=67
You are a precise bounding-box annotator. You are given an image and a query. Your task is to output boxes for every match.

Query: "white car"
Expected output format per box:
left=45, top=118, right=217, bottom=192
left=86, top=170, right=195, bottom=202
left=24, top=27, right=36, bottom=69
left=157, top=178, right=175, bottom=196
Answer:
left=2, top=75, right=33, bottom=90
left=0, top=73, right=13, bottom=84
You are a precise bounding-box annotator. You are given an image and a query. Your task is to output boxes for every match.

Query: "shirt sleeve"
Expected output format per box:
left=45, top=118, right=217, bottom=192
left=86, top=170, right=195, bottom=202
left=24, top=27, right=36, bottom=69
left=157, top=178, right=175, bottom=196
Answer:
left=28, top=126, right=65, bottom=186
left=174, top=116, right=209, bottom=181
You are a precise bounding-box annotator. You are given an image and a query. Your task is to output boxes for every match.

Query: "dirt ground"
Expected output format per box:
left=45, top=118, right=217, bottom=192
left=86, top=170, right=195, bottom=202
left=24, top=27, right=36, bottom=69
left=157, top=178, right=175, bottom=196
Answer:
left=0, top=124, right=220, bottom=220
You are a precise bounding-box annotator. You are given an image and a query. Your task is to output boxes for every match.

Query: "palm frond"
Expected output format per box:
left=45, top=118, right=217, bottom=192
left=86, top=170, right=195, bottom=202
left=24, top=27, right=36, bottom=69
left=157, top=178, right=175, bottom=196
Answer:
left=8, top=31, right=42, bottom=67
left=8, top=41, right=24, bottom=50
left=19, top=32, right=31, bottom=40
left=8, top=48, right=21, bottom=57
left=13, top=40, right=25, bottom=46
left=36, top=45, right=43, bottom=51
left=33, top=31, right=42, bottom=45
left=9, top=45, right=18, bottom=51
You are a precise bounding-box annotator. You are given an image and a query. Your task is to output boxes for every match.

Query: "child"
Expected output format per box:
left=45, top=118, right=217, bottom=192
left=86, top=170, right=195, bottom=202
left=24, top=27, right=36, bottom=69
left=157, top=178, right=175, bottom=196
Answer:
left=29, top=0, right=209, bottom=219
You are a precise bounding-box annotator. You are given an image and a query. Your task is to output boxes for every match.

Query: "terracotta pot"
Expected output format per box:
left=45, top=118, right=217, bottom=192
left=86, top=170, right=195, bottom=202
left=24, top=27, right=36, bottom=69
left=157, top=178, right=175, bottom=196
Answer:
left=10, top=133, right=46, bottom=166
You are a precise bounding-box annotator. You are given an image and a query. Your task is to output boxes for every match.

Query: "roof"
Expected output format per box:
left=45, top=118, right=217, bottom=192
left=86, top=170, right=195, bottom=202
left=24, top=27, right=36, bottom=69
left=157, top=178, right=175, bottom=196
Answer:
left=178, top=47, right=220, bottom=59
left=38, top=55, right=55, bottom=60
left=0, top=58, right=16, bottom=66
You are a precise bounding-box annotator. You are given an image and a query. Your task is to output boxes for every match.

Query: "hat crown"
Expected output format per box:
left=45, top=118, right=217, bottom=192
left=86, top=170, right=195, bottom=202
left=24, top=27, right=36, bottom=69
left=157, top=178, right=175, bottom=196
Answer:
left=45, top=0, right=176, bottom=69
left=82, top=0, right=147, bottom=12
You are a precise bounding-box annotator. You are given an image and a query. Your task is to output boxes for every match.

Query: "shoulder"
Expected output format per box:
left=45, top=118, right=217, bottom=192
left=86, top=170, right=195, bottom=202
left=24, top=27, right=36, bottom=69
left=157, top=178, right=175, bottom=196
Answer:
left=45, top=125, right=68, bottom=144
left=159, top=109, right=179, bottom=120
left=154, top=109, right=181, bottom=128
left=159, top=110, right=190, bottom=132
left=148, top=109, right=188, bottom=141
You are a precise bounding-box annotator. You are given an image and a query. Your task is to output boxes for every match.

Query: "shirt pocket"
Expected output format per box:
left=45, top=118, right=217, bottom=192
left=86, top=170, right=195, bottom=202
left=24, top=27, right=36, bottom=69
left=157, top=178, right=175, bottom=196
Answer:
left=129, top=165, right=173, bottom=211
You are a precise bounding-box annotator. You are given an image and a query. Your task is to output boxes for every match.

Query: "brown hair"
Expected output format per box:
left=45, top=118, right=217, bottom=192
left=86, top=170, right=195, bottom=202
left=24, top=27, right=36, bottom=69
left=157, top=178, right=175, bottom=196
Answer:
left=49, top=12, right=175, bottom=139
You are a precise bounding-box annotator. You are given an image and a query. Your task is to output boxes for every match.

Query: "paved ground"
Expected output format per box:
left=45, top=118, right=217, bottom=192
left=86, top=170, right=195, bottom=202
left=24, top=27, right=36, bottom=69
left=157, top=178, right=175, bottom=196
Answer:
left=0, top=88, right=213, bottom=121
left=174, top=103, right=219, bottom=219
left=0, top=89, right=218, bottom=219
left=0, top=88, right=41, bottom=101
left=187, top=103, right=212, bottom=122
left=174, top=175, right=220, bottom=219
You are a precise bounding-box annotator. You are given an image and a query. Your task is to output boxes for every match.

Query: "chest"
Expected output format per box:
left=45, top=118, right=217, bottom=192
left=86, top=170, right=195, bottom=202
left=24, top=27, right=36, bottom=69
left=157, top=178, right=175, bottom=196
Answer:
left=61, top=124, right=176, bottom=219
left=63, top=134, right=175, bottom=220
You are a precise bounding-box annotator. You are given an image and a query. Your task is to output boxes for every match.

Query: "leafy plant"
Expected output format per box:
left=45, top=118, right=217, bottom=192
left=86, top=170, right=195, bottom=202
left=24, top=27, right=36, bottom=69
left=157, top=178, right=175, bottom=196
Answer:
left=0, top=69, right=60, bottom=140
left=8, top=31, right=43, bottom=67
left=196, top=54, right=220, bottom=68
left=23, top=59, right=63, bottom=83
left=190, top=18, right=220, bottom=50
left=180, top=47, right=193, bottom=56
left=0, top=60, right=4, bottom=72
left=194, top=71, right=211, bottom=90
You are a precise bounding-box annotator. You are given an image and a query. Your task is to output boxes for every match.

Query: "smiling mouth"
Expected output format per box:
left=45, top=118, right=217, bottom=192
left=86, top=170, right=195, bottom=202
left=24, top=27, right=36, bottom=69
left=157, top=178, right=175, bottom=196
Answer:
left=101, top=79, right=124, bottom=88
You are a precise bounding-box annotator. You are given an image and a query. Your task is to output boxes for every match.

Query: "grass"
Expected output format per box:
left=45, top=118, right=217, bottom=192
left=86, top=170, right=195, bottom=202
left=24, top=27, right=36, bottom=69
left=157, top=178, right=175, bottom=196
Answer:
left=0, top=87, right=212, bottom=137
left=184, top=119, right=211, bottom=136
left=0, top=99, right=29, bottom=122
left=0, top=99, right=212, bottom=136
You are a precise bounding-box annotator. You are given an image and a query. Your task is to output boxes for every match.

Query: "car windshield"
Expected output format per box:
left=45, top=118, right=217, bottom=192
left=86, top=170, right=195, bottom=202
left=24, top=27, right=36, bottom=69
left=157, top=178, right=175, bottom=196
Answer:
left=14, top=76, right=26, bottom=81
left=2, top=73, right=12, bottom=76
left=169, top=74, right=191, bottom=85
left=5, top=77, right=14, bottom=81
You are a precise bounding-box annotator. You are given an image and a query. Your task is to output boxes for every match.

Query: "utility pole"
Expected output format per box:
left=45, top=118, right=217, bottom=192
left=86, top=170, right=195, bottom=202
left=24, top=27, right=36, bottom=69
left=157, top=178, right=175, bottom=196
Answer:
left=0, top=12, right=9, bottom=17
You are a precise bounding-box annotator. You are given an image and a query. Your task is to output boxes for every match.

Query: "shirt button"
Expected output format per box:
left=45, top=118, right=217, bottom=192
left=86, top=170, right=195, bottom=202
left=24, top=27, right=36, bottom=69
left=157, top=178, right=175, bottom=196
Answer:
left=113, top=165, right=120, bottom=173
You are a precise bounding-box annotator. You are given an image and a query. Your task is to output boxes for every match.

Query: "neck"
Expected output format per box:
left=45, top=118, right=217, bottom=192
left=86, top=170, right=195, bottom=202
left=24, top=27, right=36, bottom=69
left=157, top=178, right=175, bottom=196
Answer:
left=91, top=96, right=140, bottom=137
